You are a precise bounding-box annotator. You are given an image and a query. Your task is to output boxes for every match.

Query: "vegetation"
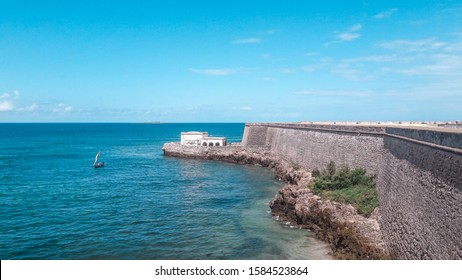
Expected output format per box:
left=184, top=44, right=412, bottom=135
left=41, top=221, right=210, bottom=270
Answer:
left=310, top=161, right=379, bottom=217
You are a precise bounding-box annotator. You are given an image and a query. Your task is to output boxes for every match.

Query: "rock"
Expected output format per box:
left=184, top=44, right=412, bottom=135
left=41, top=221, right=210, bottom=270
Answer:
left=369, top=207, right=381, bottom=220
left=270, top=184, right=390, bottom=259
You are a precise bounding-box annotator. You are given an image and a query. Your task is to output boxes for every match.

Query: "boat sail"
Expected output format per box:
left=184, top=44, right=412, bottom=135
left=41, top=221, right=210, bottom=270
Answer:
left=93, top=151, right=105, bottom=168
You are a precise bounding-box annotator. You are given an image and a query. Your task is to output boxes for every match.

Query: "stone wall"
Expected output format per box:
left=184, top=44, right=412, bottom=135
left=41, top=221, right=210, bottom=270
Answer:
left=378, top=137, right=462, bottom=259
left=242, top=123, right=462, bottom=259
left=242, top=124, right=268, bottom=146
left=386, top=127, right=462, bottom=149
left=265, top=126, right=384, bottom=175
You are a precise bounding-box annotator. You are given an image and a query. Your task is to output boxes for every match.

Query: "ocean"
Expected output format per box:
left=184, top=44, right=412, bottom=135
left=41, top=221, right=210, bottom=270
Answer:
left=0, top=123, right=331, bottom=259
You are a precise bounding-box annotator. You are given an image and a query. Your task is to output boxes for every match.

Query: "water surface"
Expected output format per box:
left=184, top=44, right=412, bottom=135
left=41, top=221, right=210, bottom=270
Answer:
left=0, top=123, right=331, bottom=259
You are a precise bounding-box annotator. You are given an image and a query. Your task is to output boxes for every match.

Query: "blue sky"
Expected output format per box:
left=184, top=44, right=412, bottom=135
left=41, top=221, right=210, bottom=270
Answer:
left=1, top=0, right=461, bottom=122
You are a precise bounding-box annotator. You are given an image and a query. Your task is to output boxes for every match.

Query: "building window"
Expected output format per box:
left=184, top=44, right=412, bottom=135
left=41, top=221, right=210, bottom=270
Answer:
left=208, top=142, right=213, bottom=146
left=202, top=142, right=207, bottom=146
left=215, top=142, right=220, bottom=146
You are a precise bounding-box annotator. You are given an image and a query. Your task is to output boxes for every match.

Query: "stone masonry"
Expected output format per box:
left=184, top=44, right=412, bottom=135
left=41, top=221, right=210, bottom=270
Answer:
left=242, top=123, right=462, bottom=259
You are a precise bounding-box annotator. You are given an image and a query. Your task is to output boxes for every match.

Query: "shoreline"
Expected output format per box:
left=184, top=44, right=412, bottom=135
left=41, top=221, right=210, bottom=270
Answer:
left=162, top=142, right=390, bottom=259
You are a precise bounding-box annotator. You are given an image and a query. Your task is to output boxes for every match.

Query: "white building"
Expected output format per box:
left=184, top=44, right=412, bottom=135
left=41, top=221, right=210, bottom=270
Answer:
left=181, top=132, right=208, bottom=145
left=181, top=131, right=227, bottom=146
left=201, top=136, right=227, bottom=147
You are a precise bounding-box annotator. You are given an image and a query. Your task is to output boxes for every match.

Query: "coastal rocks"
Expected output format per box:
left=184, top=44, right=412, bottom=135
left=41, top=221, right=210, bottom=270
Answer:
left=271, top=162, right=312, bottom=186
left=162, top=142, right=275, bottom=167
left=270, top=185, right=390, bottom=259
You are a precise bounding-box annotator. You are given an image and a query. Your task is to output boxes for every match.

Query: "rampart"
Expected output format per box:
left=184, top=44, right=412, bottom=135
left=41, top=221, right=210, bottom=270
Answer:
left=242, top=122, right=462, bottom=259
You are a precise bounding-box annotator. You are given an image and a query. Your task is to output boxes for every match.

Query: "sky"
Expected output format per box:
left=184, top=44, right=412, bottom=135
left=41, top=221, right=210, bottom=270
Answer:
left=1, top=0, right=461, bottom=122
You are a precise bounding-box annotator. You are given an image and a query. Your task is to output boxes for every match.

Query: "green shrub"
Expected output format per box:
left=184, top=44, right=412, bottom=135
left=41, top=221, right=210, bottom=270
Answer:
left=326, top=161, right=336, bottom=176
left=312, top=168, right=321, bottom=178
left=310, top=161, right=379, bottom=217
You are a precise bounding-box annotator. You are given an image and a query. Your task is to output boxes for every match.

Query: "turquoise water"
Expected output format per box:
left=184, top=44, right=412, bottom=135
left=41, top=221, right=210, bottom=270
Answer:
left=0, top=123, right=331, bottom=260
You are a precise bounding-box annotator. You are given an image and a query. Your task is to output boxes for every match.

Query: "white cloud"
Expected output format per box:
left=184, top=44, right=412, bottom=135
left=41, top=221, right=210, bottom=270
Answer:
left=52, top=103, right=73, bottom=113
left=276, top=60, right=330, bottom=74
left=335, top=24, right=362, bottom=42
left=28, top=103, right=38, bottom=111
left=301, top=66, right=316, bottom=72
left=379, top=39, right=446, bottom=52
left=301, top=60, right=330, bottom=72
left=232, top=37, right=261, bottom=44
left=344, top=55, right=398, bottom=63
left=412, top=79, right=462, bottom=99
left=373, top=8, right=398, bottom=19
left=262, top=29, right=279, bottom=35
left=240, top=106, right=252, bottom=111
left=349, top=24, right=362, bottom=31
left=444, top=40, right=462, bottom=52
left=292, top=89, right=371, bottom=97
left=189, top=68, right=238, bottom=76
left=1, top=93, right=10, bottom=99
left=280, top=68, right=298, bottom=74
left=423, top=54, right=462, bottom=74
left=0, top=100, right=14, bottom=112
left=331, top=63, right=375, bottom=81
left=304, top=52, right=319, bottom=57
left=327, top=55, right=405, bottom=81
left=14, top=90, right=20, bottom=99
left=331, top=55, right=405, bottom=80
left=382, top=54, right=462, bottom=76
left=338, top=32, right=361, bottom=41
left=409, top=20, right=425, bottom=26
left=372, top=37, right=462, bottom=80
left=17, top=103, right=38, bottom=112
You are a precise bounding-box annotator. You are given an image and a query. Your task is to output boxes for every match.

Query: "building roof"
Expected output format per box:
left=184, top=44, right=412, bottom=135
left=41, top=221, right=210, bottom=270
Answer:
left=203, top=136, right=226, bottom=140
left=181, top=131, right=208, bottom=135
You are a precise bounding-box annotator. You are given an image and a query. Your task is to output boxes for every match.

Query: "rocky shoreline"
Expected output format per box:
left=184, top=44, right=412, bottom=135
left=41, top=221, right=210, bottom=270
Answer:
left=162, top=142, right=390, bottom=259
left=270, top=186, right=389, bottom=259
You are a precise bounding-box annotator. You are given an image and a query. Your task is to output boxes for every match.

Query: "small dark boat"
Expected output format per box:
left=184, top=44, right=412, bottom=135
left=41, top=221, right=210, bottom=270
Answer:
left=93, top=151, right=105, bottom=168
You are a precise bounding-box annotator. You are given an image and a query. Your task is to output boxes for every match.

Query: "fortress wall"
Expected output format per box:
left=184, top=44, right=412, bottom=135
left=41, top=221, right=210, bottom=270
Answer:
left=242, top=123, right=462, bottom=259
left=378, top=138, right=462, bottom=259
left=386, top=127, right=462, bottom=149
left=265, top=125, right=385, bottom=175
left=242, top=124, right=268, bottom=146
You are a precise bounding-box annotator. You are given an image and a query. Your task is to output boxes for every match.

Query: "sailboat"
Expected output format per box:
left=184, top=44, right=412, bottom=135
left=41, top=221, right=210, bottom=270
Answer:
left=93, top=151, right=105, bottom=168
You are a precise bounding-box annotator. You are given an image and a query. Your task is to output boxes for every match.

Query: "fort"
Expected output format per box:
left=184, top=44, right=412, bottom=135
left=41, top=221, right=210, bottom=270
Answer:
left=163, top=122, right=462, bottom=259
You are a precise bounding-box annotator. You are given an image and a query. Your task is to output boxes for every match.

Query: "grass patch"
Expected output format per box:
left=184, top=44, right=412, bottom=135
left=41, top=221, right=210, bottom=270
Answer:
left=310, top=161, right=379, bottom=217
